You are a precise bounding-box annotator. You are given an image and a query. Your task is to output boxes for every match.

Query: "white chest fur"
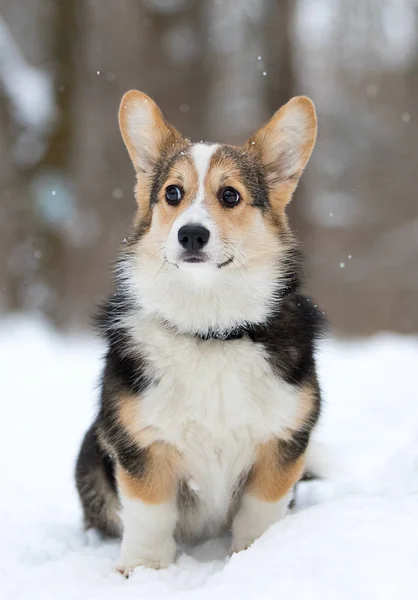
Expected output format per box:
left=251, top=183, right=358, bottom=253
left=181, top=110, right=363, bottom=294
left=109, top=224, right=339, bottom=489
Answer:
left=127, top=317, right=299, bottom=539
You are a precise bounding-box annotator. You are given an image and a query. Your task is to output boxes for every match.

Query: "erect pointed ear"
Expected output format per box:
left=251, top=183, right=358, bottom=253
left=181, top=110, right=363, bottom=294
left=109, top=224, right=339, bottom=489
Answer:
left=118, top=90, right=183, bottom=174
left=248, top=96, right=317, bottom=207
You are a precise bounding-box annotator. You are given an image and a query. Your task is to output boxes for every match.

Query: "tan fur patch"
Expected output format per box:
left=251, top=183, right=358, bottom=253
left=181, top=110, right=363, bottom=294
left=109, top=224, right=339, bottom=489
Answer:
left=247, top=440, right=305, bottom=503
left=118, top=393, right=161, bottom=448
left=280, top=383, right=317, bottom=442
left=280, top=381, right=319, bottom=444
left=116, top=442, right=182, bottom=504
left=294, top=382, right=318, bottom=430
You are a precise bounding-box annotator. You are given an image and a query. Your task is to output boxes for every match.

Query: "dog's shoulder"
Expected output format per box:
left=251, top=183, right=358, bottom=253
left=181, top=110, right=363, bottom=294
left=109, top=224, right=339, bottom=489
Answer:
left=249, top=291, right=326, bottom=386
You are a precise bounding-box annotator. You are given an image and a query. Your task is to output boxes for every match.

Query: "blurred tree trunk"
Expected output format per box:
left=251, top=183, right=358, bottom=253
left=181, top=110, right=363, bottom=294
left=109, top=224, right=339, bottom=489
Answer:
left=262, top=1, right=309, bottom=252
left=33, top=0, right=77, bottom=326
left=206, top=0, right=266, bottom=143
left=264, top=0, right=296, bottom=111
left=0, top=102, right=32, bottom=313
left=0, top=0, right=58, bottom=316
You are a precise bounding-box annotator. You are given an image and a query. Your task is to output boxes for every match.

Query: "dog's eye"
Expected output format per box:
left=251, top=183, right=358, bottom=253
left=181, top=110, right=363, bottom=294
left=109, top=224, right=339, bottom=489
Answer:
left=165, top=185, right=183, bottom=206
left=220, top=187, right=240, bottom=207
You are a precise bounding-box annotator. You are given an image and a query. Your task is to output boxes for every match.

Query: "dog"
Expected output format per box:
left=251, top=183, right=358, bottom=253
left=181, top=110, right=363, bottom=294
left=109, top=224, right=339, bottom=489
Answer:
left=75, top=90, right=325, bottom=575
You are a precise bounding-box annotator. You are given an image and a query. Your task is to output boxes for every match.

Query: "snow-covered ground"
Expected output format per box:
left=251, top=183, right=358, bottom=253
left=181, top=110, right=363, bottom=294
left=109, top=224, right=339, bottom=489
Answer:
left=1, top=317, right=417, bottom=599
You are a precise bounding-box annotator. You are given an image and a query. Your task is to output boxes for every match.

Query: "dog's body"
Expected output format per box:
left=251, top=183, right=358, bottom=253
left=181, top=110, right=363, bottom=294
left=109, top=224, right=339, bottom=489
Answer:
left=76, top=92, right=324, bottom=575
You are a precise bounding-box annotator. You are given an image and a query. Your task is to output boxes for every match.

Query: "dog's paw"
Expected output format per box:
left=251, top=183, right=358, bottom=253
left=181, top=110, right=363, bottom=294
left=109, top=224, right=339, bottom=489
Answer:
left=115, top=538, right=176, bottom=576
left=115, top=556, right=171, bottom=577
left=230, top=536, right=256, bottom=555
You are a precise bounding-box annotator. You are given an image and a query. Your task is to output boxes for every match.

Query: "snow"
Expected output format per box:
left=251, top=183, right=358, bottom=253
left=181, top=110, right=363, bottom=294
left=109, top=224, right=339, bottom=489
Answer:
left=1, top=317, right=418, bottom=599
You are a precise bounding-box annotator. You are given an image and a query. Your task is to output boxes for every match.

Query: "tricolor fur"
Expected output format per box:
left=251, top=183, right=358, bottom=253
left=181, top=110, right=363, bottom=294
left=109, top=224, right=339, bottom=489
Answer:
left=75, top=90, right=325, bottom=575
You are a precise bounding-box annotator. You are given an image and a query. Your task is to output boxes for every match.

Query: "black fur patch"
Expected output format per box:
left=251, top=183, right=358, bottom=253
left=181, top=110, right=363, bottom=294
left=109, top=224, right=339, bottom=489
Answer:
left=276, top=244, right=304, bottom=298
left=94, top=289, right=154, bottom=478
left=278, top=428, right=311, bottom=465
left=76, top=422, right=116, bottom=494
left=129, top=214, right=153, bottom=245
left=95, top=289, right=151, bottom=395
left=75, top=422, right=120, bottom=536
left=248, top=294, right=326, bottom=386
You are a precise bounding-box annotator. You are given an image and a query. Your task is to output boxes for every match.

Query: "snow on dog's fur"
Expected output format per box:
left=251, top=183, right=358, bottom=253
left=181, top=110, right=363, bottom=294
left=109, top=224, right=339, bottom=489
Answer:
left=75, top=90, right=324, bottom=576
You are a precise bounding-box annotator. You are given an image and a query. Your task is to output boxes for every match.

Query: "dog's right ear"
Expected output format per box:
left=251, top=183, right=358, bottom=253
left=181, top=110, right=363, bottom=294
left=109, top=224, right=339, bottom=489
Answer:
left=118, top=90, right=182, bottom=174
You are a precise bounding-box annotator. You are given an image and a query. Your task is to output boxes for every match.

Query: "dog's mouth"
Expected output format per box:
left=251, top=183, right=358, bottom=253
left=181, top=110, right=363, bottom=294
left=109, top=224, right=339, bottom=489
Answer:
left=180, top=252, right=208, bottom=264
left=177, top=253, right=234, bottom=269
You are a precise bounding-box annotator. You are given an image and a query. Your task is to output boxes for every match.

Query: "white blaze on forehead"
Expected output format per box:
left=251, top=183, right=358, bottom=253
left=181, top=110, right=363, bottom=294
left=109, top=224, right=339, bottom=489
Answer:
left=190, top=143, right=219, bottom=207
left=174, top=143, right=219, bottom=227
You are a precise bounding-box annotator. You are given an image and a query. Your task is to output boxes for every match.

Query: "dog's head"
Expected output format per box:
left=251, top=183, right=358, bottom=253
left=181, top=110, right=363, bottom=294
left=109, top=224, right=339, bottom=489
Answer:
left=118, top=91, right=317, bottom=336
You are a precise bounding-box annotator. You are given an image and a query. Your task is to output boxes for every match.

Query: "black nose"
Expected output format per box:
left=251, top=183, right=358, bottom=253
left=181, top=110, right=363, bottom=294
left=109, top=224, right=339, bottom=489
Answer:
left=178, top=224, right=210, bottom=252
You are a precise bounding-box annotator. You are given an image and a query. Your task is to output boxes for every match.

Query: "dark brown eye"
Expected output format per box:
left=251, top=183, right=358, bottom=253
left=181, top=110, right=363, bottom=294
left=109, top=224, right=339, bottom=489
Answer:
left=165, top=185, right=183, bottom=206
left=220, top=186, right=240, bottom=207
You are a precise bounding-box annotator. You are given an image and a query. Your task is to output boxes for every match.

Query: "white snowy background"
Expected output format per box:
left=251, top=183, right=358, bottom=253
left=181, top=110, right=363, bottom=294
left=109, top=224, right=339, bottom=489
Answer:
left=1, top=318, right=417, bottom=600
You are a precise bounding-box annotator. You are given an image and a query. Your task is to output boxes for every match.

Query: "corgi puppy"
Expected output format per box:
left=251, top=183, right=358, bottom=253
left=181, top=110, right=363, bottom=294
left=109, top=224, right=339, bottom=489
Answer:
left=75, top=90, right=324, bottom=575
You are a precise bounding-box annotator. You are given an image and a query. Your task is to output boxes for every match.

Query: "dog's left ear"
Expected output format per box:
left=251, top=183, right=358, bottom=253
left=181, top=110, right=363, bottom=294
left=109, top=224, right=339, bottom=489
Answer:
left=248, top=96, right=317, bottom=207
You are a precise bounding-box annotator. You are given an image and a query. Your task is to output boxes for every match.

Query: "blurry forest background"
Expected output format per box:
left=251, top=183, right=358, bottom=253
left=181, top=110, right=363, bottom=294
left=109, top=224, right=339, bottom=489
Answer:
left=0, top=0, right=417, bottom=335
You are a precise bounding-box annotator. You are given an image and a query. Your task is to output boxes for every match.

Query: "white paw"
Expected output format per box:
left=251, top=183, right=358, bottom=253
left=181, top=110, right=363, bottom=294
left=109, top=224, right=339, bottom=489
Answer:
left=231, top=513, right=263, bottom=554
left=230, top=535, right=258, bottom=555
left=115, top=556, right=171, bottom=576
left=115, top=538, right=176, bottom=576
left=231, top=493, right=291, bottom=555
left=231, top=509, right=264, bottom=554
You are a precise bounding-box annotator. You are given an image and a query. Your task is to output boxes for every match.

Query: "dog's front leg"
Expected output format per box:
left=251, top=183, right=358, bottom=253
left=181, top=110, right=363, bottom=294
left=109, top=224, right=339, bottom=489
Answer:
left=231, top=438, right=305, bottom=553
left=115, top=443, right=180, bottom=575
